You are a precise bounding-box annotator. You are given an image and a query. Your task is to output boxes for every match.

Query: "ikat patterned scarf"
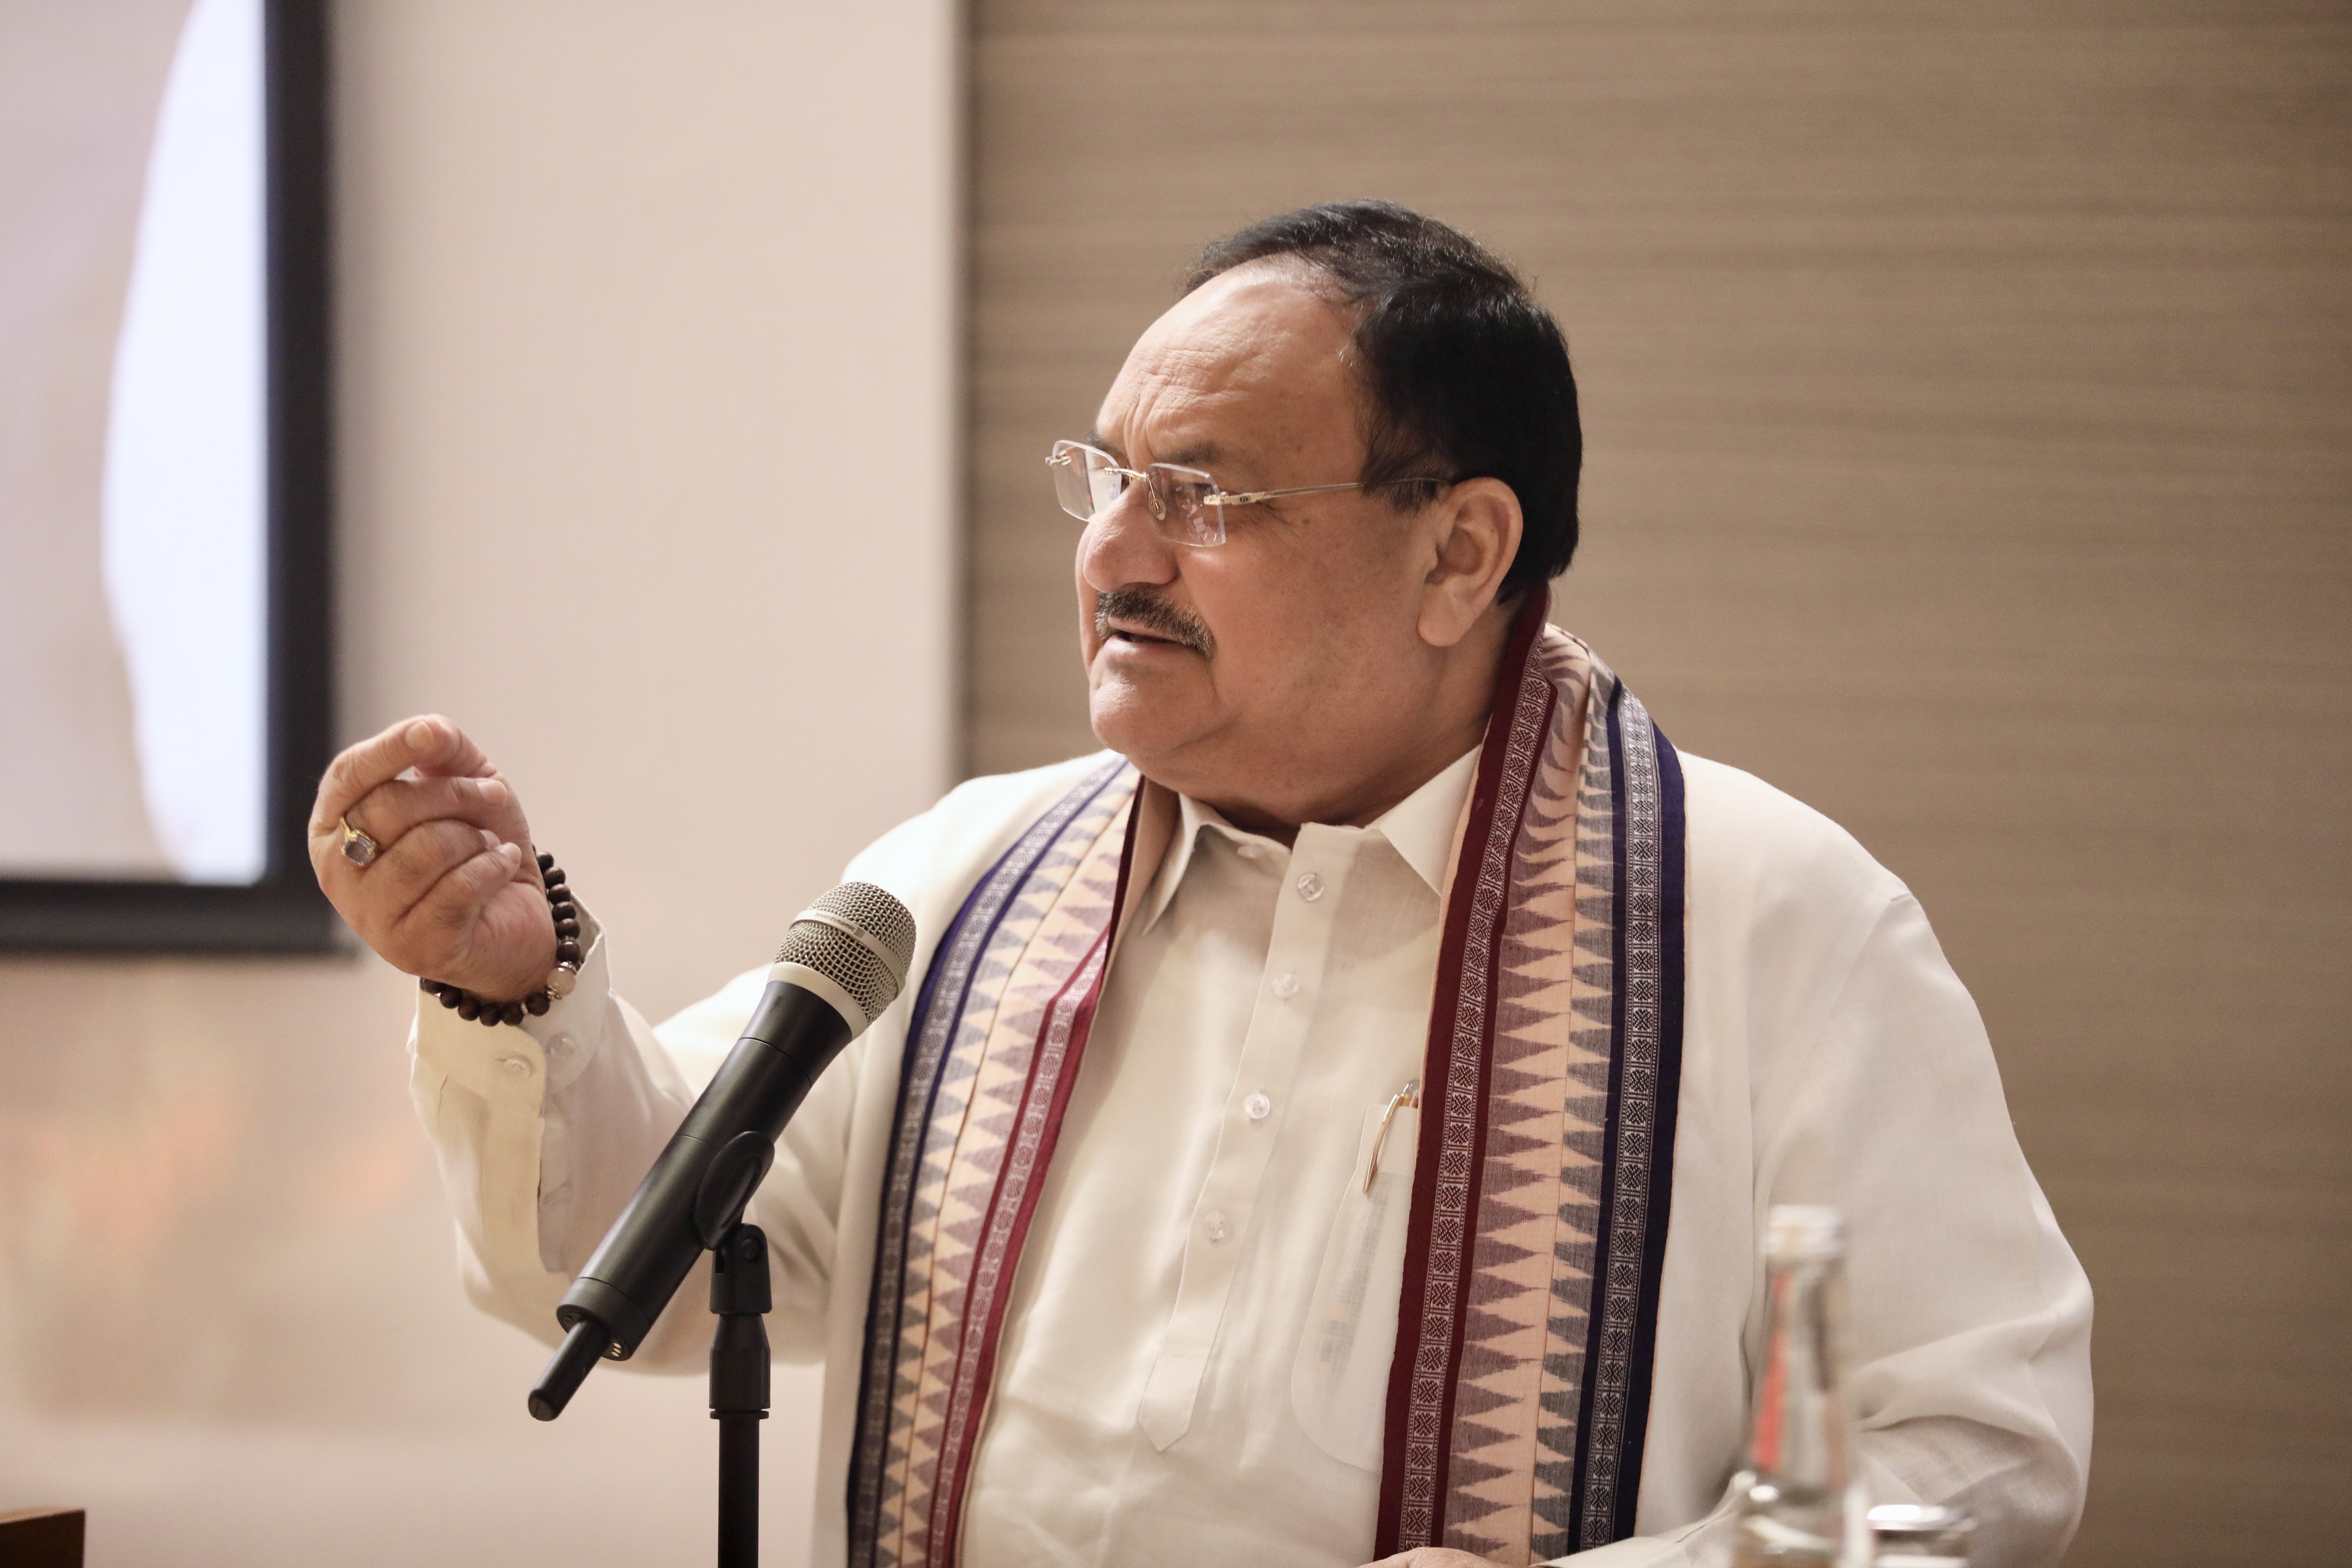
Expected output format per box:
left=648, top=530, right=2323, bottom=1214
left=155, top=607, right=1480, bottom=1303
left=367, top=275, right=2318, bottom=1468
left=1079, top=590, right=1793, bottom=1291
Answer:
left=847, top=594, right=1687, bottom=1565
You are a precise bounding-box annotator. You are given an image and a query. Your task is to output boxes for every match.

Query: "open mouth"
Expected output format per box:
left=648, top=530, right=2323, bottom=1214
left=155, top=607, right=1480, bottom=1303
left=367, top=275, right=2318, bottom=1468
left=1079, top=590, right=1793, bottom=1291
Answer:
left=1093, top=590, right=1213, bottom=658
left=1107, top=623, right=1183, bottom=648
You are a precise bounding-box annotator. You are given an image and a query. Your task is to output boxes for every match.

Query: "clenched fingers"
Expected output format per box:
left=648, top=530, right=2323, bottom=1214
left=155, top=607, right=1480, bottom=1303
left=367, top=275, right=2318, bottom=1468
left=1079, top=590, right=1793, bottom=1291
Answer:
left=306, top=713, right=556, bottom=992
left=390, top=838, right=529, bottom=958
left=341, top=774, right=530, bottom=870
left=344, top=820, right=508, bottom=940
left=310, top=714, right=489, bottom=839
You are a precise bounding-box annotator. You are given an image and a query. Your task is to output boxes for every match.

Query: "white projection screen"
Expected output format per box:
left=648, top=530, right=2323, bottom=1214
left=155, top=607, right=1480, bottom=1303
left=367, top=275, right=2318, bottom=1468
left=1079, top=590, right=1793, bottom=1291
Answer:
left=0, top=0, right=333, bottom=949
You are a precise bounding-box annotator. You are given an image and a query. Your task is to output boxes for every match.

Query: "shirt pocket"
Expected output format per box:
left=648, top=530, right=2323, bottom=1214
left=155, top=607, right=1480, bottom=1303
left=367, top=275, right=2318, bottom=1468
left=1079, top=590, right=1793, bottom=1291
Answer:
left=1290, top=1096, right=1420, bottom=1472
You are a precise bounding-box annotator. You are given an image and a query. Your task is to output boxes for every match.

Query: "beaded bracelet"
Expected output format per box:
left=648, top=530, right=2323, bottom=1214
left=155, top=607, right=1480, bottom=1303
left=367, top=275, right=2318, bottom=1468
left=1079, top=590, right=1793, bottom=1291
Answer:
left=419, top=849, right=584, bottom=1028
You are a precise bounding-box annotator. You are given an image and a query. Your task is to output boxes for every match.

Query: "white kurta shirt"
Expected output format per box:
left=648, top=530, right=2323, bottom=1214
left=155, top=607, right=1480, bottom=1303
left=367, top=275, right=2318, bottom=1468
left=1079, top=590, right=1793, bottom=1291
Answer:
left=410, top=748, right=2093, bottom=1568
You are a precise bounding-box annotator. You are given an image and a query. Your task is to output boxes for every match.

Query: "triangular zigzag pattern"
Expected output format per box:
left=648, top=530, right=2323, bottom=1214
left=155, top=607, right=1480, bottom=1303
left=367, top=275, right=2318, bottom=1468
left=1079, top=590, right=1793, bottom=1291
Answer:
left=1381, top=603, right=1688, bottom=1564
left=849, top=594, right=1687, bottom=1568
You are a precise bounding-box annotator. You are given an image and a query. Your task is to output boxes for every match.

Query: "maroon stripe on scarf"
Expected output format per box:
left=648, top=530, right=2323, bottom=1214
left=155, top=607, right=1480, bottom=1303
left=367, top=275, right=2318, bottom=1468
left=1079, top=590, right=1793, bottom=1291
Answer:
left=1375, top=592, right=1552, bottom=1554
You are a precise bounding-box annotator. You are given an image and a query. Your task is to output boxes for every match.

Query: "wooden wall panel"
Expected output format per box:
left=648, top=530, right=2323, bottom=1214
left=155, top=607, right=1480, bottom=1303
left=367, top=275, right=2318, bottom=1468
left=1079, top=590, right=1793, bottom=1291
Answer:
left=966, top=4, right=2350, bottom=1564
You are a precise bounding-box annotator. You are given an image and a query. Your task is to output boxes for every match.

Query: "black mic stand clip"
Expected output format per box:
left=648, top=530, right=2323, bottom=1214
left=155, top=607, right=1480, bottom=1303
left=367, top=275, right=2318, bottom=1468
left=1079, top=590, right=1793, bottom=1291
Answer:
left=709, top=1216, right=771, bottom=1568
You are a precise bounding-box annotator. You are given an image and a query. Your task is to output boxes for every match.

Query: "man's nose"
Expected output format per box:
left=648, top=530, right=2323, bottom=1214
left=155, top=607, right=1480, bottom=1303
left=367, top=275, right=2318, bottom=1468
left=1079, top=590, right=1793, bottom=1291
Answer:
left=1078, top=481, right=1177, bottom=593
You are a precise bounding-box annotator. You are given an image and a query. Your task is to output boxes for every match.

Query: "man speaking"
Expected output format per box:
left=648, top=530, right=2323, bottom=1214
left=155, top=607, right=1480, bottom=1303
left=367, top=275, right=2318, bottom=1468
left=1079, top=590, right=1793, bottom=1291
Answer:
left=310, top=203, right=2090, bottom=1567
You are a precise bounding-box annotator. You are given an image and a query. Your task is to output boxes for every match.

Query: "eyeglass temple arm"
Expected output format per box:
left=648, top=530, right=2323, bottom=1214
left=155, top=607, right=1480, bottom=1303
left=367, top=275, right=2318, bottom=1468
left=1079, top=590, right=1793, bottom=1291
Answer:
left=1049, top=449, right=1447, bottom=507
left=1204, top=477, right=1449, bottom=508
left=1203, top=481, right=1367, bottom=509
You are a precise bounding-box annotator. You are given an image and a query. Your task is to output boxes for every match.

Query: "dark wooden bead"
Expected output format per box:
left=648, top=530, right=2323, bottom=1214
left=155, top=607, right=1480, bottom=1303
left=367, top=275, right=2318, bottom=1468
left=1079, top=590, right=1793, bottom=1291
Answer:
left=439, top=988, right=463, bottom=1009
left=555, top=938, right=582, bottom=964
left=555, top=918, right=580, bottom=937
left=500, top=1001, right=526, bottom=1026
left=541, top=867, right=564, bottom=888
left=550, top=902, right=576, bottom=921
left=456, top=994, right=482, bottom=1020
left=524, top=991, right=551, bottom=1016
left=478, top=1007, right=503, bottom=1027
left=537, top=850, right=554, bottom=872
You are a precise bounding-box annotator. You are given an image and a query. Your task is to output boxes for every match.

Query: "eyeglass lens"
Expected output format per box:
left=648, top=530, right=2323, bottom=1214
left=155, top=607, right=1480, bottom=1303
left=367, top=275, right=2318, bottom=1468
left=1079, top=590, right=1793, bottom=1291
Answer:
left=1049, top=442, right=1224, bottom=546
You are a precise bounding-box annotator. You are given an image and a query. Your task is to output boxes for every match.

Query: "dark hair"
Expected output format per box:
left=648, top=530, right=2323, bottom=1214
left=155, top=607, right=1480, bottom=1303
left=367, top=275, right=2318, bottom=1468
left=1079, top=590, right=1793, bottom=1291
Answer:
left=1184, top=200, right=1581, bottom=598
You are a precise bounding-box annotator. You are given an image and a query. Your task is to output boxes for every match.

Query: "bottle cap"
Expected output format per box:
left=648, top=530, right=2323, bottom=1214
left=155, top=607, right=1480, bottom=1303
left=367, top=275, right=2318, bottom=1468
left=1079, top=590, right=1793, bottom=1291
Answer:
left=1764, top=1204, right=1847, bottom=1261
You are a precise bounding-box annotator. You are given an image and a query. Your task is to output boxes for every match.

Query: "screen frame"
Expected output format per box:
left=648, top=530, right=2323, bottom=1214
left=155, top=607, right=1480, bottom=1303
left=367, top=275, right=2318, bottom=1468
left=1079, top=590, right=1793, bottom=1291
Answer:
left=0, top=0, right=337, bottom=953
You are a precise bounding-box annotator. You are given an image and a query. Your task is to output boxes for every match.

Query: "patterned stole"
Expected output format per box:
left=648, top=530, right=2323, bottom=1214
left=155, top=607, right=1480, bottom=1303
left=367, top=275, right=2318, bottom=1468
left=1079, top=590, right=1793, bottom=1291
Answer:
left=847, top=593, right=1686, bottom=1567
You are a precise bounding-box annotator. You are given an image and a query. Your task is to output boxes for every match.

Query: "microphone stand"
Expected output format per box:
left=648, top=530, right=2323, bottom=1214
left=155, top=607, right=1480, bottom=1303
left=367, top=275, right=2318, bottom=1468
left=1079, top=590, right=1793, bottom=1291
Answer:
left=709, top=1222, right=771, bottom=1568
left=529, top=1130, right=780, bottom=1568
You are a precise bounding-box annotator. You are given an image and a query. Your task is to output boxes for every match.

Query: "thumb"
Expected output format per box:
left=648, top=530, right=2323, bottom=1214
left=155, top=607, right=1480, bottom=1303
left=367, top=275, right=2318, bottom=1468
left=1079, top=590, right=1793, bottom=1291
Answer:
left=402, top=714, right=500, bottom=780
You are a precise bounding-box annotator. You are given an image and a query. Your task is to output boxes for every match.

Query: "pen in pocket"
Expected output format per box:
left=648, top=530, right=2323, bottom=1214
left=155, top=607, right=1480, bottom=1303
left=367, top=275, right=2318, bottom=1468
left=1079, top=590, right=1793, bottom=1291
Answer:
left=1364, top=1078, right=1421, bottom=1193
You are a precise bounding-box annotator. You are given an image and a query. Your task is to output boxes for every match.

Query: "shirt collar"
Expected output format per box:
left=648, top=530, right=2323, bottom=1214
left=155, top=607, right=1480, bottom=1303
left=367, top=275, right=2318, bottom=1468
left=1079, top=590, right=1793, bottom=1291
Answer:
left=1134, top=745, right=1482, bottom=933
left=1370, top=744, right=1480, bottom=895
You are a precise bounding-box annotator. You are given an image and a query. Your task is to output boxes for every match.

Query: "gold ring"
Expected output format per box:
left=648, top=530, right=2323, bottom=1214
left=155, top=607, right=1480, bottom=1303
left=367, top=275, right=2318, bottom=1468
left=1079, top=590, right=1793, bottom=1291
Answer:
left=339, top=815, right=379, bottom=868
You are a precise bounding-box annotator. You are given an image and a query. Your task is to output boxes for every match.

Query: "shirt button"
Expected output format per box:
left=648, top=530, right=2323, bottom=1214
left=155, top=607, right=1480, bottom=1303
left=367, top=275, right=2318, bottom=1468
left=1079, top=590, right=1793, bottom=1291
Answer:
left=1295, top=870, right=1325, bottom=902
left=1244, top=1092, right=1272, bottom=1122
left=1272, top=972, right=1300, bottom=1000
left=1202, top=1210, right=1232, bottom=1242
left=499, top=1054, right=531, bottom=1078
left=548, top=1032, right=576, bottom=1058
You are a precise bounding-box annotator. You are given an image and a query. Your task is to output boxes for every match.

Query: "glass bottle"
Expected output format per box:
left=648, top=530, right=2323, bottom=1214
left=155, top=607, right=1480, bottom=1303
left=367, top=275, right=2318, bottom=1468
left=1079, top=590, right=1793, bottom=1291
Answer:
left=1868, top=1503, right=1974, bottom=1566
left=1728, top=1206, right=1870, bottom=1568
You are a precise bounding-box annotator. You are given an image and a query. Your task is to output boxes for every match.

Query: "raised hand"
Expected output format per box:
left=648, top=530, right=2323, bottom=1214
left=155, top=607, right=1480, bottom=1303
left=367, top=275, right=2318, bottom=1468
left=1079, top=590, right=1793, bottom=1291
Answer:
left=309, top=715, right=558, bottom=1002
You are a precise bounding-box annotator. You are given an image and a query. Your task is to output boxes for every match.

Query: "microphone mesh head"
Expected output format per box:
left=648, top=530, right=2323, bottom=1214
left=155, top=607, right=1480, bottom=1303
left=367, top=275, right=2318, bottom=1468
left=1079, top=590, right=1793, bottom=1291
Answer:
left=774, top=882, right=917, bottom=1028
left=807, top=881, right=917, bottom=965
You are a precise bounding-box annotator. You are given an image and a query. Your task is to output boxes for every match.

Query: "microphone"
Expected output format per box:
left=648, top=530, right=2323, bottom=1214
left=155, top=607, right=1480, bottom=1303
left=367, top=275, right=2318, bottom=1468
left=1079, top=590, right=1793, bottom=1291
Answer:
left=528, top=881, right=917, bottom=1420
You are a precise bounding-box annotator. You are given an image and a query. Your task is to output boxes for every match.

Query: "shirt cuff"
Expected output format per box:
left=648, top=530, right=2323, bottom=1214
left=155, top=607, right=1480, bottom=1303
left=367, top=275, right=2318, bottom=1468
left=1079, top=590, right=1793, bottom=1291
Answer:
left=413, top=903, right=611, bottom=1102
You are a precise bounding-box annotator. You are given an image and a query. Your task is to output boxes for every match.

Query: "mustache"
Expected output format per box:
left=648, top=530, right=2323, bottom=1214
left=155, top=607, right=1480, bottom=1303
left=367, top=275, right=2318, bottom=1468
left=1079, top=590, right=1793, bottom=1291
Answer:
left=1094, top=588, right=1215, bottom=658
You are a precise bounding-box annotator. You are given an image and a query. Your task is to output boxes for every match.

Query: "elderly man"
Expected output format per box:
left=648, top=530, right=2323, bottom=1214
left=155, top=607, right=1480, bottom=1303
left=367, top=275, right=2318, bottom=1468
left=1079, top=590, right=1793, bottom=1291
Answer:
left=312, top=202, right=2090, bottom=1568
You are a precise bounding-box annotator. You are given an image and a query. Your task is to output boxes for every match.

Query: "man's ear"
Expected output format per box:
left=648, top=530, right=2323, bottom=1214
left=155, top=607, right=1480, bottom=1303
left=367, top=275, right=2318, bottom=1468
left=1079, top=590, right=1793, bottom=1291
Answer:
left=1416, top=478, right=1523, bottom=649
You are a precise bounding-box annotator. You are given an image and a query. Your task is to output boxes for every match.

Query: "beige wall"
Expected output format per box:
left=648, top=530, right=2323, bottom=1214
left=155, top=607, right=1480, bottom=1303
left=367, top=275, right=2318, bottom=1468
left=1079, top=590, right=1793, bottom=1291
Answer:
left=966, top=3, right=2351, bottom=1565
left=0, top=4, right=957, bottom=1565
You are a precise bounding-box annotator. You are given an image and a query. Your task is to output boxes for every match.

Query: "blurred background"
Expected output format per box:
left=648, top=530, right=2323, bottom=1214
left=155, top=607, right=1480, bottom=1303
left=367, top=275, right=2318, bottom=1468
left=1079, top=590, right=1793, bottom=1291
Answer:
left=1, top=1, right=954, bottom=1561
left=1, top=2, right=2346, bottom=1566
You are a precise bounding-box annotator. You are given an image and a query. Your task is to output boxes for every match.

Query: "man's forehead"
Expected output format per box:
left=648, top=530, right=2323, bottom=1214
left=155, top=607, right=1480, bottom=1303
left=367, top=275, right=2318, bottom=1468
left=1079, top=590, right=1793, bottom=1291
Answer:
left=1093, top=264, right=1357, bottom=462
